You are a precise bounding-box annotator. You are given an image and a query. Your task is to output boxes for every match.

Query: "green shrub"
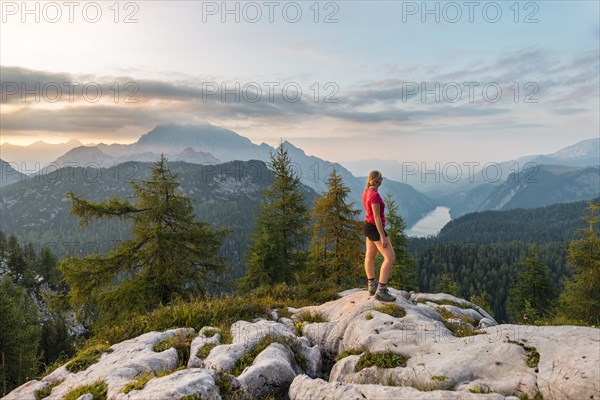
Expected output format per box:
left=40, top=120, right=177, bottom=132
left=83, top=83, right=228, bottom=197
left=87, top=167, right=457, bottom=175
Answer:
left=356, top=351, right=408, bottom=372
left=365, top=312, right=373, bottom=320
left=63, top=381, right=108, bottom=400
left=336, top=348, right=364, bottom=361
left=65, top=344, right=112, bottom=373
left=373, top=304, right=406, bottom=318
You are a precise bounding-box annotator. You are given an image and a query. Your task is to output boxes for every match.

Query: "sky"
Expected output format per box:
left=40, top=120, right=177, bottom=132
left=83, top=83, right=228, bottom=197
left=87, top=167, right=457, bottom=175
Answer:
left=1, top=0, right=599, bottom=164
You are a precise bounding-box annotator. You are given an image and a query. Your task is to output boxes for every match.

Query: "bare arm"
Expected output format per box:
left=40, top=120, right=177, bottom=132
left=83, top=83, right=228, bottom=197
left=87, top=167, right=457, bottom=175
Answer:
left=371, top=203, right=388, bottom=248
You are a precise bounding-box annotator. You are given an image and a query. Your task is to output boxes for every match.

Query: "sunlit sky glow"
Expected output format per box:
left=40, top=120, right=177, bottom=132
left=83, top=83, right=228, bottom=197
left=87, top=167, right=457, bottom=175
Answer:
left=1, top=0, right=598, bottom=164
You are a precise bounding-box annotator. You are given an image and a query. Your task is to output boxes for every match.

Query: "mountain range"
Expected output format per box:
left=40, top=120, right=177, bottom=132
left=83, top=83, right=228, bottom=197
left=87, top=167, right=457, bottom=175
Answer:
left=343, top=138, right=599, bottom=193
left=9, top=123, right=436, bottom=226
left=0, top=159, right=27, bottom=187
left=1, top=123, right=598, bottom=229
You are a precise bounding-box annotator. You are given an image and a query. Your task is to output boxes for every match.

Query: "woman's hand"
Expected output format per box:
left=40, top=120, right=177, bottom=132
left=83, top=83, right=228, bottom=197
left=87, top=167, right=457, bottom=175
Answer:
left=381, top=237, right=388, bottom=248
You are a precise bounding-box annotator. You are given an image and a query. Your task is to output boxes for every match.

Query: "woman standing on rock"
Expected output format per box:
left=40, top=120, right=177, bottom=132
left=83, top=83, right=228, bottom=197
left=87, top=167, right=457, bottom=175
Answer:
left=362, top=170, right=396, bottom=302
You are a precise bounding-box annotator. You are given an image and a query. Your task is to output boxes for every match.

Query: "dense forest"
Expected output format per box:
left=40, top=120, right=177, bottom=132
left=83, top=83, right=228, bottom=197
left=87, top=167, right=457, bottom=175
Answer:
left=409, top=199, right=599, bottom=322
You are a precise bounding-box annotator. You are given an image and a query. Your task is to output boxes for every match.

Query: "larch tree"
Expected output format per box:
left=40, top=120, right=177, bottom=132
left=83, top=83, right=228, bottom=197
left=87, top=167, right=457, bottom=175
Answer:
left=308, top=167, right=363, bottom=286
left=239, top=144, right=310, bottom=290
left=556, top=201, right=600, bottom=326
left=59, top=155, right=228, bottom=322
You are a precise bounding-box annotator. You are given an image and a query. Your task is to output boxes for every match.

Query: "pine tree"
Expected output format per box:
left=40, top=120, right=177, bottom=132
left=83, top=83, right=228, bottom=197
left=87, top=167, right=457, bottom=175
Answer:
left=59, top=155, right=228, bottom=322
left=556, top=201, right=600, bottom=326
left=308, top=167, right=363, bottom=286
left=506, top=246, right=558, bottom=324
left=239, top=144, right=309, bottom=290
left=383, top=194, right=418, bottom=291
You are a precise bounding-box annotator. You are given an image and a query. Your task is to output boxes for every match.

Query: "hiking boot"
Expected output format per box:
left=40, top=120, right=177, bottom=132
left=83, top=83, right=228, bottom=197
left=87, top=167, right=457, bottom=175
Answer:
left=368, top=282, right=377, bottom=296
left=375, top=288, right=396, bottom=302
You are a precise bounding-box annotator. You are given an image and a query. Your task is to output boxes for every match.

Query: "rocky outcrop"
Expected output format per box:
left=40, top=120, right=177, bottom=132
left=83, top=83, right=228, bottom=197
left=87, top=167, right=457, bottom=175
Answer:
left=4, top=288, right=599, bottom=400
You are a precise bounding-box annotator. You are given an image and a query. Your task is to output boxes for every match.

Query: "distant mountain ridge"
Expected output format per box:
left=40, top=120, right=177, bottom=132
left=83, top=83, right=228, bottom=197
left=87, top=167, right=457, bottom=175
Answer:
left=342, top=137, right=600, bottom=193
left=476, top=164, right=599, bottom=212
left=47, top=123, right=436, bottom=226
left=0, top=139, right=83, bottom=168
left=0, top=159, right=27, bottom=187
left=55, top=145, right=220, bottom=168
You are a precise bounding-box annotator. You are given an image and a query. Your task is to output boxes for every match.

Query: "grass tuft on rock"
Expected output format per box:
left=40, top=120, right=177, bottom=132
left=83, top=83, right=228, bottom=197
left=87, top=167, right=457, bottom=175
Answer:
left=443, top=320, right=482, bottom=338
left=231, top=336, right=292, bottom=376
left=196, top=343, right=218, bottom=359
left=34, top=381, right=63, bottom=400
left=63, top=380, right=108, bottom=400
left=356, top=351, right=408, bottom=372
left=121, top=368, right=184, bottom=394
left=153, top=331, right=196, bottom=367
left=65, top=344, right=112, bottom=373
left=295, top=311, right=328, bottom=324
left=336, top=348, right=365, bottom=361
left=373, top=303, right=406, bottom=318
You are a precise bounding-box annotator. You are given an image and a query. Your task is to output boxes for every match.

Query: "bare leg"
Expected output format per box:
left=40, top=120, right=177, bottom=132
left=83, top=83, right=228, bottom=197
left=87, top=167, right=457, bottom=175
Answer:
left=364, top=238, right=377, bottom=280
left=374, top=236, right=395, bottom=284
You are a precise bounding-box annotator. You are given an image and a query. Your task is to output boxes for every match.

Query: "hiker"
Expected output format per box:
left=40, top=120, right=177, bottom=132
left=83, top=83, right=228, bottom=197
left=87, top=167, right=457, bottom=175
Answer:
left=362, top=170, right=396, bottom=302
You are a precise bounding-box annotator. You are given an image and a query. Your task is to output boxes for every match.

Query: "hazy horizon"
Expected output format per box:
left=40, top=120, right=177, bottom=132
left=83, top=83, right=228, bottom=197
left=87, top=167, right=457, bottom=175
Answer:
left=1, top=1, right=598, bottom=164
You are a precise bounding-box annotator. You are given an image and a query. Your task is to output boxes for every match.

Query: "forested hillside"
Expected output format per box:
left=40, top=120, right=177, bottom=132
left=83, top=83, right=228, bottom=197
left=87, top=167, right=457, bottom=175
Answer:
left=0, top=160, right=317, bottom=281
left=436, top=199, right=598, bottom=243
left=409, top=199, right=600, bottom=322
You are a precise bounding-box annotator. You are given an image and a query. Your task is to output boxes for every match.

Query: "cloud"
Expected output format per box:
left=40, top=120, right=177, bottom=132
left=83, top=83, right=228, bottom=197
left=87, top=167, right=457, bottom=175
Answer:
left=1, top=45, right=598, bottom=139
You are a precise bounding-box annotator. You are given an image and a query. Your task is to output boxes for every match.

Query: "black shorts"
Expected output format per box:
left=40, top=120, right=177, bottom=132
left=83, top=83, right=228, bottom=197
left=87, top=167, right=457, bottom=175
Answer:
left=364, top=222, right=387, bottom=241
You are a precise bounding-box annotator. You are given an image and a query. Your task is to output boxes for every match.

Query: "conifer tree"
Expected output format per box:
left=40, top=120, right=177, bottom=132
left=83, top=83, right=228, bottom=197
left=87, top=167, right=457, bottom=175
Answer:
left=0, top=279, right=40, bottom=396
left=556, top=201, right=600, bottom=325
left=59, top=155, right=228, bottom=322
left=506, top=246, right=557, bottom=324
left=5, top=235, right=34, bottom=288
left=435, top=273, right=460, bottom=296
left=383, top=194, right=419, bottom=291
left=37, top=246, right=60, bottom=288
left=239, top=144, right=309, bottom=290
left=308, top=167, right=363, bottom=286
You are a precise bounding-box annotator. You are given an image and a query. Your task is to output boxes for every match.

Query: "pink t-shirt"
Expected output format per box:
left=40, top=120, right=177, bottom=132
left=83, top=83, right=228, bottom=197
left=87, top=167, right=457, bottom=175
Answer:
left=362, top=188, right=385, bottom=226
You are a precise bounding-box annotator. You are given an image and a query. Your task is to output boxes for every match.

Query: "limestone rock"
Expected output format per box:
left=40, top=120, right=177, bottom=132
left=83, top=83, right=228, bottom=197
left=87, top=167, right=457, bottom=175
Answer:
left=289, top=374, right=518, bottom=400
left=4, top=328, right=191, bottom=400
left=291, top=336, right=322, bottom=378
left=113, top=368, right=220, bottom=400
left=238, top=343, right=296, bottom=399
left=188, top=327, right=221, bottom=368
